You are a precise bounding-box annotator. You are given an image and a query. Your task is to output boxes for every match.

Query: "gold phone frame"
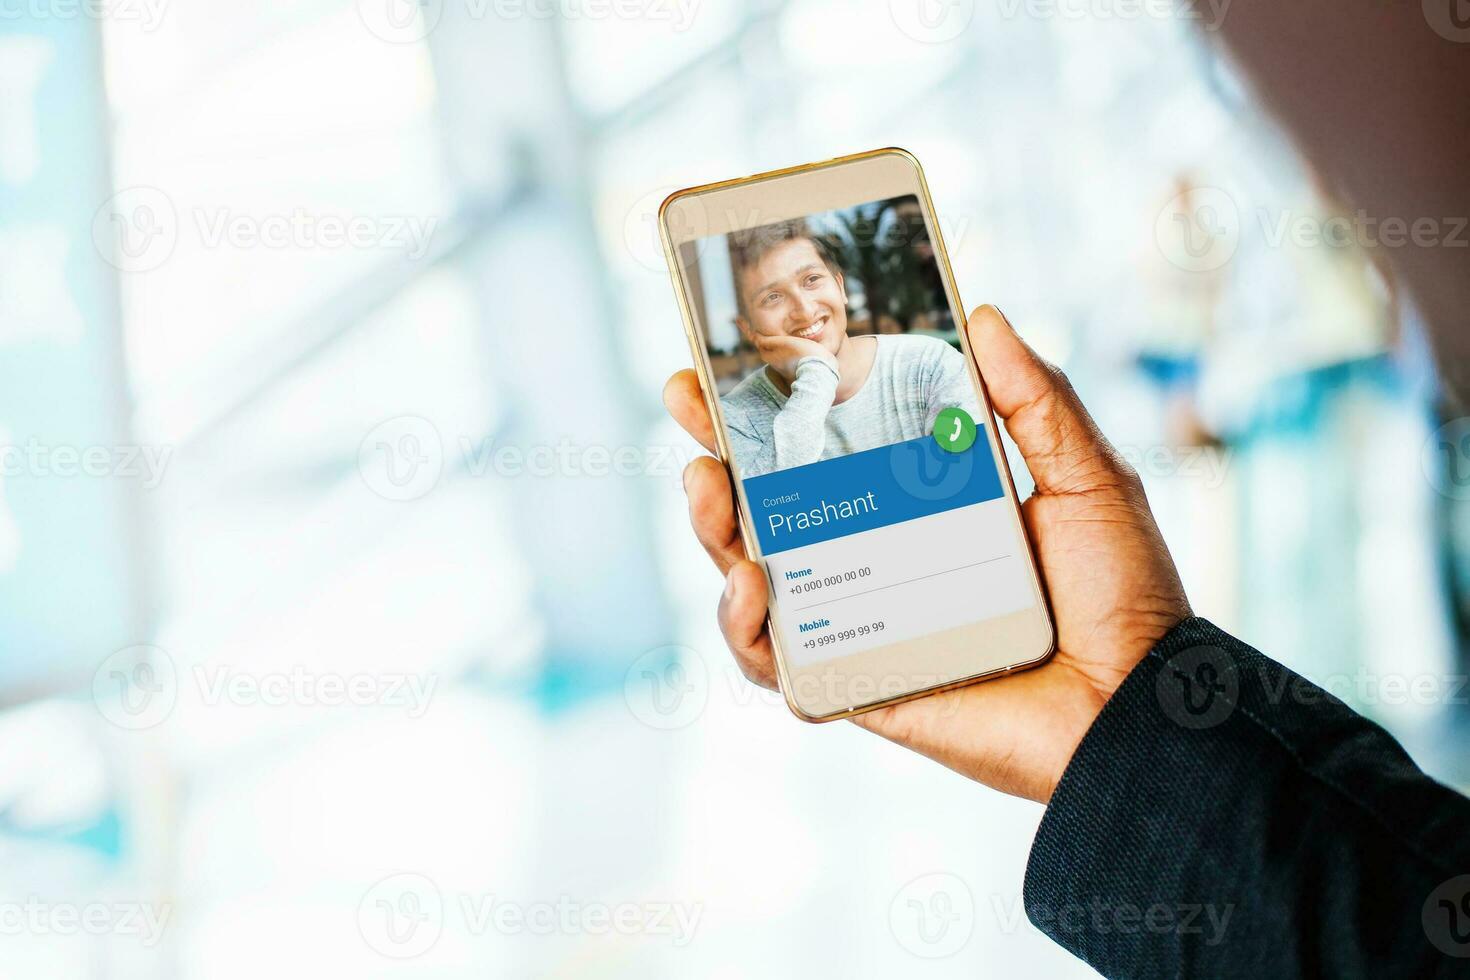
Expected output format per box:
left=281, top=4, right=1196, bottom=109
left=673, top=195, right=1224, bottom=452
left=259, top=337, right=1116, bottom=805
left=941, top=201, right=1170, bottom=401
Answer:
left=659, top=147, right=1055, bottom=722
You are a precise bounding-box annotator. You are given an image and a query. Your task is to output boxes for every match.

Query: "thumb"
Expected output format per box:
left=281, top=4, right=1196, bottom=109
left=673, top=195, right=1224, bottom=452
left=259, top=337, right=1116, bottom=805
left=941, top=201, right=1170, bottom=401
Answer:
left=965, top=305, right=1132, bottom=496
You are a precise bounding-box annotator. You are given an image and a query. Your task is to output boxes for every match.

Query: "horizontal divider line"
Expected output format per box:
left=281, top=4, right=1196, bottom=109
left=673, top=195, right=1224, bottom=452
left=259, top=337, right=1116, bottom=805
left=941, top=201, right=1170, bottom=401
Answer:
left=790, top=556, right=1010, bottom=613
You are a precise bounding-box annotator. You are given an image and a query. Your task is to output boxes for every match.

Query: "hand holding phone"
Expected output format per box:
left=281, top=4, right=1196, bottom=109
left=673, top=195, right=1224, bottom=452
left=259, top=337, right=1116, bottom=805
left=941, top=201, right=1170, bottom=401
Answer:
left=663, top=150, right=1065, bottom=722
left=664, top=306, right=1192, bottom=803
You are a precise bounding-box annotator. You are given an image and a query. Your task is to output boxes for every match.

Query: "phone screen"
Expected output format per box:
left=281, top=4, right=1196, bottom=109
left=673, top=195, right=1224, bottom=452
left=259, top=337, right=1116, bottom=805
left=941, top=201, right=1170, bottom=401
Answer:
left=674, top=186, right=1048, bottom=712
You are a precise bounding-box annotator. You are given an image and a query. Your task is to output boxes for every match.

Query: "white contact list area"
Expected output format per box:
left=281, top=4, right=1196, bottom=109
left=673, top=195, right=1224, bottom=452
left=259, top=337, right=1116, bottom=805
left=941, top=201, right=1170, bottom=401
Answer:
left=765, top=498, right=1035, bottom=668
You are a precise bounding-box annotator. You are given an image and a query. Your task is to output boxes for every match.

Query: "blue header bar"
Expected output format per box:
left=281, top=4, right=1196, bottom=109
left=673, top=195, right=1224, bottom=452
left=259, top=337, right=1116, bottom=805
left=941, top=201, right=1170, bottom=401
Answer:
left=742, top=431, right=1004, bottom=555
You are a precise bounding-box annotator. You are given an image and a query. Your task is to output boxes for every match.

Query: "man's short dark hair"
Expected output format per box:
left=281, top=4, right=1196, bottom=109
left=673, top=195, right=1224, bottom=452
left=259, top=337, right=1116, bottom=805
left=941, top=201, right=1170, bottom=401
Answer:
left=727, top=220, right=842, bottom=320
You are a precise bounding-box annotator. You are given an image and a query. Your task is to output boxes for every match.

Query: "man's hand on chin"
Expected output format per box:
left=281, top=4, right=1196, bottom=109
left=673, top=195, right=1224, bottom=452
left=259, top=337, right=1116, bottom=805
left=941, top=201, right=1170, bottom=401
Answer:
left=753, top=333, right=838, bottom=380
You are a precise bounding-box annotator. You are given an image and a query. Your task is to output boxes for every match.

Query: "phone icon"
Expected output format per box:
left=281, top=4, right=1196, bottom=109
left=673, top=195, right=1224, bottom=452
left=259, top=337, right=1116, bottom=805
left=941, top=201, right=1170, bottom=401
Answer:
left=934, top=407, right=976, bottom=454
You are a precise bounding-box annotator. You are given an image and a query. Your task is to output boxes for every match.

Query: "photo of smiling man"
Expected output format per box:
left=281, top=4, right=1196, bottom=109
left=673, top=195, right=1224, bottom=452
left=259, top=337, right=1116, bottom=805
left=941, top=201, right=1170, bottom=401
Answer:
left=714, top=212, right=981, bottom=479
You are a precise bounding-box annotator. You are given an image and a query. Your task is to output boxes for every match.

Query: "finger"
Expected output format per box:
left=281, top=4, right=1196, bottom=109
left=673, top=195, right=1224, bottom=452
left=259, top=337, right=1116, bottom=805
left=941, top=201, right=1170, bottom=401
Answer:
left=683, top=455, right=745, bottom=573
left=662, top=369, right=717, bottom=454
left=717, top=560, right=778, bottom=690
left=965, top=305, right=1132, bottom=496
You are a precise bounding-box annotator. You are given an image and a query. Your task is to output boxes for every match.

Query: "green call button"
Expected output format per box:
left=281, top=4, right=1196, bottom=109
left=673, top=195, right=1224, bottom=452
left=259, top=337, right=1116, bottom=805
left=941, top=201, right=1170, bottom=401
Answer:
left=933, top=407, right=977, bottom=453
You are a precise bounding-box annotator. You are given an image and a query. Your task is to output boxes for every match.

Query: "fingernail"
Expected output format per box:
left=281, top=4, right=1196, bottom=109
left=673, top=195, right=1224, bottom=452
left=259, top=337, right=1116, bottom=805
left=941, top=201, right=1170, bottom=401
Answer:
left=682, top=464, right=694, bottom=493
left=724, top=571, right=737, bottom=600
left=990, top=304, right=1015, bottom=332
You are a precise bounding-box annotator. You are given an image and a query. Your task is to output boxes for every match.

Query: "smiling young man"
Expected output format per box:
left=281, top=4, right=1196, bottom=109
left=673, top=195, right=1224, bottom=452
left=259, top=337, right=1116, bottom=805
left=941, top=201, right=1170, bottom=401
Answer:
left=719, top=219, right=980, bottom=478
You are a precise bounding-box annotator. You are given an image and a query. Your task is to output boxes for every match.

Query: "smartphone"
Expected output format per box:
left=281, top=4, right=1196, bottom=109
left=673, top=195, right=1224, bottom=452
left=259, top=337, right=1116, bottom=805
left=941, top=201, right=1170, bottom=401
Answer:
left=659, top=147, right=1054, bottom=722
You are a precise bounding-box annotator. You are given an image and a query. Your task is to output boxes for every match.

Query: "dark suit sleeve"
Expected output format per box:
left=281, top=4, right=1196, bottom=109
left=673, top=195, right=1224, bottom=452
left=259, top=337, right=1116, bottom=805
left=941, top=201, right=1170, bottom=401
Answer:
left=1023, top=617, right=1470, bottom=979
